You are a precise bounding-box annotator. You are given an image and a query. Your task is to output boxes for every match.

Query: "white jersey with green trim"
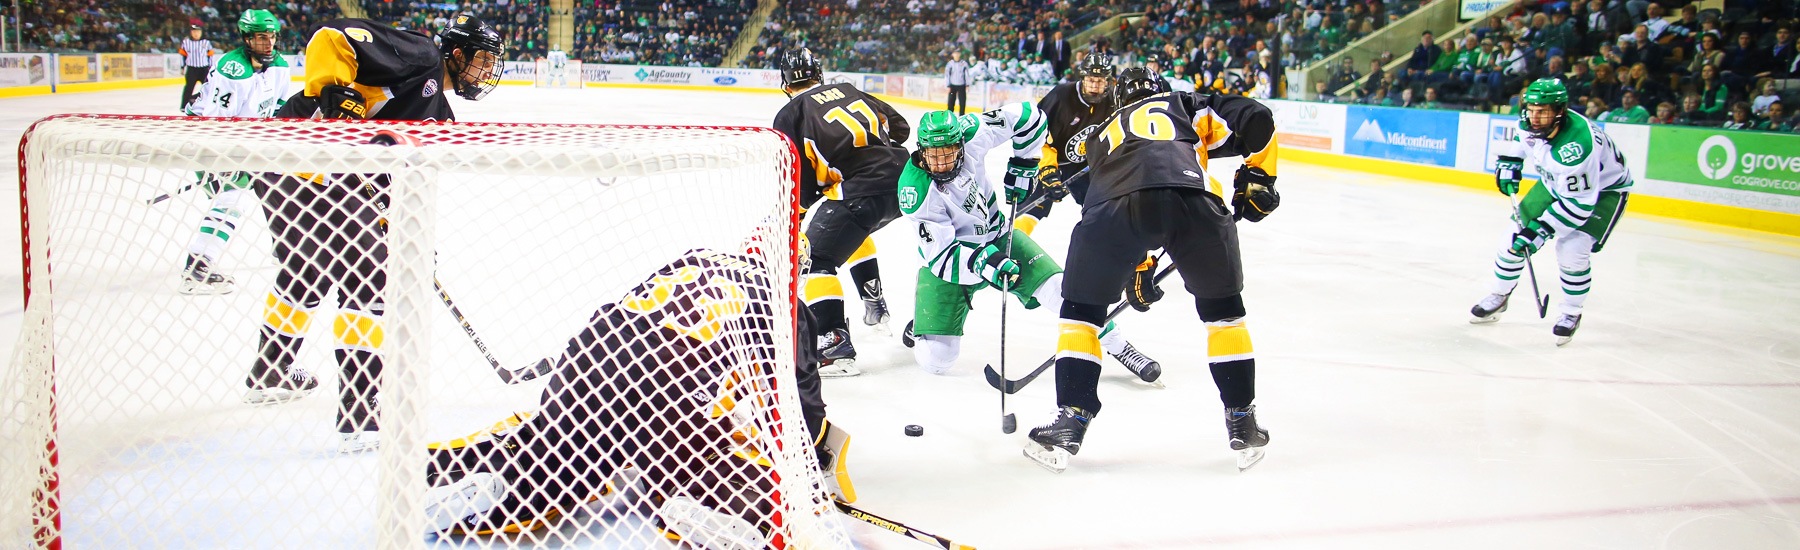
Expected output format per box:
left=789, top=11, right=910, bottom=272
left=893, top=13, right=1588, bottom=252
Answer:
left=897, top=103, right=1046, bottom=285
left=548, top=50, right=568, bottom=68
left=1501, top=111, right=1634, bottom=236
left=187, top=48, right=291, bottom=118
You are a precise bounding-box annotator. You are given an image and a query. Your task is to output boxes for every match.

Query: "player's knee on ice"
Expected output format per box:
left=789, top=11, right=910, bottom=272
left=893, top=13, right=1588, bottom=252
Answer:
left=912, top=335, right=961, bottom=374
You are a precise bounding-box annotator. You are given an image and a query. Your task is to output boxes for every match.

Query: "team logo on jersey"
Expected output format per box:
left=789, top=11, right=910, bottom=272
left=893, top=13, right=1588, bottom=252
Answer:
left=423, top=78, right=439, bottom=97
left=1065, top=124, right=1098, bottom=163
left=344, top=28, right=374, bottom=43
left=899, top=187, right=920, bottom=211
left=1556, top=142, right=1585, bottom=165
left=219, top=60, right=247, bottom=78
left=1697, top=135, right=1736, bottom=180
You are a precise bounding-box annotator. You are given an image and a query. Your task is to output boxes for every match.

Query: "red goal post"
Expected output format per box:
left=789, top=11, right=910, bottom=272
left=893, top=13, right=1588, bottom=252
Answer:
left=4, top=114, right=834, bottom=548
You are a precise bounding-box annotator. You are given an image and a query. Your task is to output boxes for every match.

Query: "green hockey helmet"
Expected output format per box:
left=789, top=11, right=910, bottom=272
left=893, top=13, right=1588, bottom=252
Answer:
left=1518, top=78, right=1569, bottom=139
left=915, top=110, right=973, bottom=184
left=238, top=9, right=281, bottom=64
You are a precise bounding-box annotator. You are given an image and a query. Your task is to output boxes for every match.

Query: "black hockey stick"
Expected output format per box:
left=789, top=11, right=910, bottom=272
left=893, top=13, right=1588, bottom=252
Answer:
left=834, top=500, right=975, bottom=550
left=999, top=196, right=1022, bottom=434
left=433, top=276, right=554, bottom=384
left=1509, top=195, right=1550, bottom=319
left=983, top=261, right=1175, bottom=394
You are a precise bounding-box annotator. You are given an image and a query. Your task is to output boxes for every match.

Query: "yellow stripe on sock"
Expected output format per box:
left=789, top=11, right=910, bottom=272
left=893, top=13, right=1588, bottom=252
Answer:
left=1206, top=320, right=1254, bottom=362
left=333, top=309, right=385, bottom=351
left=845, top=236, right=878, bottom=267
left=263, top=292, right=314, bottom=336
left=1055, top=320, right=1103, bottom=364
left=1015, top=215, right=1040, bottom=236
left=802, top=273, right=845, bottom=305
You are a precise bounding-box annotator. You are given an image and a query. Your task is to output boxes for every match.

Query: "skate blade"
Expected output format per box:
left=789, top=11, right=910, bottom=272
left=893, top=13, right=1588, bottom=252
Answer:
left=1236, top=447, right=1266, bottom=471
left=1134, top=378, right=1167, bottom=389
left=1556, top=335, right=1574, bottom=347
left=867, top=319, right=892, bottom=337
left=1469, top=315, right=1500, bottom=324
left=819, top=359, right=861, bottom=378
left=1022, top=444, right=1070, bottom=473
left=242, top=387, right=315, bottom=406
left=179, top=281, right=236, bottom=295
left=339, top=432, right=381, bottom=454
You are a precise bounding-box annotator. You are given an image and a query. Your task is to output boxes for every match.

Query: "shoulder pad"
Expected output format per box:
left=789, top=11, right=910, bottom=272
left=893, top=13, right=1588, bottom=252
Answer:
left=1551, top=116, right=1595, bottom=166
left=215, top=55, right=253, bottom=80
left=897, top=161, right=932, bottom=215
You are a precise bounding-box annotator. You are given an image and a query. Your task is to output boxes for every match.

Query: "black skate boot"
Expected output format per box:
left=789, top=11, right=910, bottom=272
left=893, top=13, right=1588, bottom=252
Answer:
left=900, top=320, right=917, bottom=349
left=1469, top=292, right=1510, bottom=324
left=817, top=328, right=860, bottom=378
left=861, top=281, right=892, bottom=336
left=1109, top=342, right=1163, bottom=386
left=1023, top=406, right=1092, bottom=473
left=339, top=394, right=381, bottom=453
left=1553, top=313, right=1582, bottom=347
left=242, top=362, right=318, bottom=405
left=1226, top=405, right=1270, bottom=471
left=180, top=253, right=237, bottom=295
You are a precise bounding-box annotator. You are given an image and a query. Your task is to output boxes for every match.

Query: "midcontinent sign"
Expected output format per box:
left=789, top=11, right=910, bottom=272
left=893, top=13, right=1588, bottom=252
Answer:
left=1646, top=126, right=1800, bottom=198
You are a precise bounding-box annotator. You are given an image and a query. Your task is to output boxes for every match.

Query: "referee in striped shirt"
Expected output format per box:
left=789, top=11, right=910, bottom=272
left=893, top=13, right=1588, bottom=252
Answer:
left=179, top=25, right=216, bottom=110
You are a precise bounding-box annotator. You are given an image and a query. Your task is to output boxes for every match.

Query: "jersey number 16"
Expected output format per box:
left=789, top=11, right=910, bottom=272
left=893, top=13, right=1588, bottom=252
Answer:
left=1097, top=100, right=1177, bottom=154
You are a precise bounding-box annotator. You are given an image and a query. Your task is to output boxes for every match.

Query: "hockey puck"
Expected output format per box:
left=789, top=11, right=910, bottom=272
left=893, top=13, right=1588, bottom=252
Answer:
left=904, top=425, right=924, bottom=437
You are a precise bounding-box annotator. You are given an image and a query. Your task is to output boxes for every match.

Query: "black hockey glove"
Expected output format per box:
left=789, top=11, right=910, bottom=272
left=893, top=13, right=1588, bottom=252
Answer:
left=1495, top=155, right=1524, bottom=196
left=1126, top=254, right=1163, bottom=312
left=317, top=84, right=369, bottom=120
left=1002, top=157, right=1039, bottom=205
left=1231, top=165, right=1279, bottom=222
left=1036, top=164, right=1069, bottom=202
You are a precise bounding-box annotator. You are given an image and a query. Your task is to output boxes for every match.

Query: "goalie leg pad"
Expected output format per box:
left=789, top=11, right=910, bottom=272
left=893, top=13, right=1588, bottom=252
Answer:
left=656, top=496, right=766, bottom=550
left=814, top=420, right=857, bottom=504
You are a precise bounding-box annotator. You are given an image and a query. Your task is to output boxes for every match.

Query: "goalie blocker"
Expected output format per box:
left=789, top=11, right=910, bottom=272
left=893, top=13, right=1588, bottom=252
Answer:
left=421, top=249, right=852, bottom=543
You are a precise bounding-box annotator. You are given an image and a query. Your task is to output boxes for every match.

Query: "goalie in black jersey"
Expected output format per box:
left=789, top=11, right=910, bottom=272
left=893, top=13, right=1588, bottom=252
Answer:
left=1025, top=68, right=1282, bottom=473
left=771, top=47, right=912, bottom=377
left=418, top=248, right=853, bottom=546
left=1014, top=54, right=1116, bottom=236
left=243, top=14, right=505, bottom=453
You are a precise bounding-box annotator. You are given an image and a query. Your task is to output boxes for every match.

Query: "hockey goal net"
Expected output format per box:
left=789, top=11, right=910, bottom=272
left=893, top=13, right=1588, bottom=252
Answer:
left=3, top=115, right=847, bottom=549
left=535, top=58, right=584, bottom=88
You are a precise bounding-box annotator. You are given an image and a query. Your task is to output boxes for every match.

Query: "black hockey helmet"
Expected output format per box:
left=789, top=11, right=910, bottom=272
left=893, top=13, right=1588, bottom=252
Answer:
left=778, top=47, right=824, bottom=91
left=1113, top=67, right=1169, bottom=107
left=437, top=13, right=506, bottom=101
left=1074, top=54, right=1115, bottom=103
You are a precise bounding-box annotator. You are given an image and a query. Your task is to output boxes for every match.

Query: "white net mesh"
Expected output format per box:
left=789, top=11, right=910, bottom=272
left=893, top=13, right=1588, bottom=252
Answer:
left=3, top=115, right=847, bottom=549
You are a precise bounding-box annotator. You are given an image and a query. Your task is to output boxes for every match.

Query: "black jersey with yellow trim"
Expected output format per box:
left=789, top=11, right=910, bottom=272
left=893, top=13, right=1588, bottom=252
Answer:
left=296, top=18, right=454, bottom=122
left=1036, top=81, right=1113, bottom=171
left=1084, top=92, right=1277, bottom=205
left=772, top=82, right=910, bottom=207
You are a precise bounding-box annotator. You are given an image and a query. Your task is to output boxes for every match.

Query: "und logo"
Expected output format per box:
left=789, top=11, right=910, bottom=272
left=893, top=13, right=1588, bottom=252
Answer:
left=1556, top=142, right=1585, bottom=164
left=423, top=78, right=439, bottom=97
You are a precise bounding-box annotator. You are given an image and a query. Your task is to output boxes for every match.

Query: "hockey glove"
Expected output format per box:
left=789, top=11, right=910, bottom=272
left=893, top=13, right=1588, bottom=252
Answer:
left=1495, top=155, right=1524, bottom=196
left=1002, top=157, right=1039, bottom=205
left=1126, top=254, right=1164, bottom=312
left=318, top=84, right=369, bottom=120
left=1036, top=164, right=1069, bottom=202
left=968, top=243, right=1020, bottom=289
left=1230, top=165, right=1280, bottom=222
left=1510, top=219, right=1551, bottom=255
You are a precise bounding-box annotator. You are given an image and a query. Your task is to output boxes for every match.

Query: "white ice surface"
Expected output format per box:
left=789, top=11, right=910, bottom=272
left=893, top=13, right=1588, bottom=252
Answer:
left=2, top=84, right=1799, bottom=549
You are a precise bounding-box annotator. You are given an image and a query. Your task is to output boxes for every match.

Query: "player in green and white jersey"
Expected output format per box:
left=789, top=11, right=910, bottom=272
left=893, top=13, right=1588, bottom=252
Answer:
left=178, top=9, right=291, bottom=295
left=898, top=105, right=1162, bottom=378
left=1472, top=78, right=1633, bottom=345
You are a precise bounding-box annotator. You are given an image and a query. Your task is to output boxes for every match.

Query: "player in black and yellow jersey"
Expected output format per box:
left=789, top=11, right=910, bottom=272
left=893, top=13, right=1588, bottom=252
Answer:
left=770, top=47, right=911, bottom=377
left=244, top=14, right=505, bottom=453
left=1024, top=68, right=1282, bottom=473
left=1014, top=55, right=1116, bottom=236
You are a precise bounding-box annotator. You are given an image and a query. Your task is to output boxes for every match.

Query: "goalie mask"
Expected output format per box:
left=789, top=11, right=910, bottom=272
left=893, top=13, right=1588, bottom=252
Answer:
left=237, top=9, right=281, bottom=66
left=1074, top=55, right=1116, bottom=104
left=437, top=14, right=506, bottom=101
left=915, top=110, right=974, bottom=185
left=1518, top=78, right=1569, bottom=140
left=1113, top=67, right=1170, bottom=108
left=777, top=47, right=824, bottom=93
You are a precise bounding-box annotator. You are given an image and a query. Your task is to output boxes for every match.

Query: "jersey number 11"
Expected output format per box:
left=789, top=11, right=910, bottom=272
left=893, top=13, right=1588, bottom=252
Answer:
left=823, top=100, right=887, bottom=147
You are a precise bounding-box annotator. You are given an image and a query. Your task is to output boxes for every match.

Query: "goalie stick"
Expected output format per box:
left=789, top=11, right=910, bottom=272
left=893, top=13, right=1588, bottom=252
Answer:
left=835, top=500, right=975, bottom=550
left=982, top=260, right=1175, bottom=394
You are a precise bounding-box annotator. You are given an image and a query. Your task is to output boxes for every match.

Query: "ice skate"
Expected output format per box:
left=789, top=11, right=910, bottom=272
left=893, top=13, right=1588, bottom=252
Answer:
left=1023, top=406, right=1091, bottom=473
left=1553, top=313, right=1582, bottom=346
left=339, top=431, right=381, bottom=453
left=657, top=495, right=766, bottom=550
left=242, top=363, right=318, bottom=405
left=1468, top=292, right=1509, bottom=324
left=1226, top=405, right=1270, bottom=471
left=817, top=328, right=860, bottom=378
left=423, top=471, right=507, bottom=534
left=1109, top=342, right=1164, bottom=387
left=179, top=253, right=236, bottom=295
left=861, top=285, right=892, bottom=336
